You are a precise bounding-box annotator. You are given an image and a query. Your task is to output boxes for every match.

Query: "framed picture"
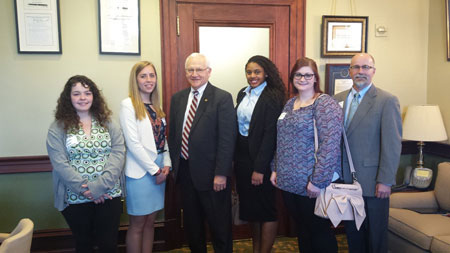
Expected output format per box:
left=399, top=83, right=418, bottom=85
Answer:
left=99, top=0, right=140, bottom=55
left=14, top=0, right=62, bottom=54
left=321, top=16, right=368, bottom=58
left=446, top=0, right=450, bottom=61
left=325, top=64, right=353, bottom=95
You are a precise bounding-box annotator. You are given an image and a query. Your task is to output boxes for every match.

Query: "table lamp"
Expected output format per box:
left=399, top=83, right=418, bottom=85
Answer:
left=402, top=105, right=448, bottom=188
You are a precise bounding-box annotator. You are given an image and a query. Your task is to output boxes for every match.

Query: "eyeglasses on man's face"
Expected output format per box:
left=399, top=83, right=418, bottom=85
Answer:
left=293, top=73, right=315, bottom=80
left=349, top=65, right=374, bottom=71
left=186, top=68, right=209, bottom=74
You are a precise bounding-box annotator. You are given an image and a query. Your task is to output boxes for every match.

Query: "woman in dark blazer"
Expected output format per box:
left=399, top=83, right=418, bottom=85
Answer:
left=234, top=55, right=286, bottom=253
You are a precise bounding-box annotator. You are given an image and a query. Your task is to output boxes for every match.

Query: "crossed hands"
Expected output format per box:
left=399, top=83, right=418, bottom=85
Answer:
left=156, top=166, right=171, bottom=185
left=81, top=184, right=112, bottom=204
left=251, top=171, right=264, bottom=186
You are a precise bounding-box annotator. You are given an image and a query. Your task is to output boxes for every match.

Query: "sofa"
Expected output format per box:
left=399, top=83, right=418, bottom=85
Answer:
left=388, top=162, right=450, bottom=252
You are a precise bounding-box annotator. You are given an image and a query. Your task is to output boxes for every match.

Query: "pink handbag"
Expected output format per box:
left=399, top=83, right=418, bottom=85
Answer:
left=312, top=118, right=366, bottom=230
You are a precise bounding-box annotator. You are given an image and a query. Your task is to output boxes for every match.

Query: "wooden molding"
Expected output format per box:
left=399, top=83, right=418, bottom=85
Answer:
left=1, top=141, right=449, bottom=175
left=0, top=156, right=51, bottom=174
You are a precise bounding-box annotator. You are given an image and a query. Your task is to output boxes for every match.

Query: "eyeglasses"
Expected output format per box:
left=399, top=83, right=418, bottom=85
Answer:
left=293, top=73, right=314, bottom=80
left=186, top=68, right=209, bottom=74
left=349, top=65, right=374, bottom=71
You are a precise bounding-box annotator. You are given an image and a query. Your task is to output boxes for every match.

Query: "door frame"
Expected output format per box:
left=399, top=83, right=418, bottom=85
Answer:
left=160, top=0, right=306, bottom=111
left=159, top=0, right=306, bottom=249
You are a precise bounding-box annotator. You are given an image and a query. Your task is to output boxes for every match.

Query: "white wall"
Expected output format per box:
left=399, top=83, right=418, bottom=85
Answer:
left=306, top=0, right=430, bottom=113
left=0, top=0, right=444, bottom=156
left=0, top=0, right=163, bottom=156
left=427, top=0, right=450, bottom=140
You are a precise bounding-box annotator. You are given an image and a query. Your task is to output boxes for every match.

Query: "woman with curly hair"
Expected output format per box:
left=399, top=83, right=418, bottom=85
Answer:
left=46, top=75, right=125, bottom=252
left=234, top=55, right=286, bottom=252
left=119, top=61, right=171, bottom=253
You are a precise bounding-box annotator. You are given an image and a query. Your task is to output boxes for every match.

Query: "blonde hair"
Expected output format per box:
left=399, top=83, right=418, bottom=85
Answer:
left=128, top=61, right=165, bottom=120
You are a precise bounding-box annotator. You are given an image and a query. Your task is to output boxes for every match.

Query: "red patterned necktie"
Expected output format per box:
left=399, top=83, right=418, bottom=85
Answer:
left=181, top=91, right=199, bottom=159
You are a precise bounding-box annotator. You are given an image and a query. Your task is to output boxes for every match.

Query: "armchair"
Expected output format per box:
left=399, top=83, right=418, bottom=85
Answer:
left=388, top=162, right=450, bottom=252
left=0, top=218, right=34, bottom=253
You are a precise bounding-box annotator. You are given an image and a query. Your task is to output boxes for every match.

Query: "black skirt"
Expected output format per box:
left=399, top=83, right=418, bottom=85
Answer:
left=234, top=134, right=277, bottom=222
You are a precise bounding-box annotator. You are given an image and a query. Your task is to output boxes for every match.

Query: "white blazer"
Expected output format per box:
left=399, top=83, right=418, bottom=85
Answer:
left=119, top=97, right=171, bottom=179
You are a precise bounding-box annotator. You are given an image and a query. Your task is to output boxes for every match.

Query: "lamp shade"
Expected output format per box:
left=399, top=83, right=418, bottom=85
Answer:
left=402, top=105, right=448, bottom=141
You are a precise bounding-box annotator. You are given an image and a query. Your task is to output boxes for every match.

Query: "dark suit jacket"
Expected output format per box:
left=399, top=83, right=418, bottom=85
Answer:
left=235, top=87, right=283, bottom=174
left=334, top=85, right=402, bottom=197
left=169, top=82, right=237, bottom=191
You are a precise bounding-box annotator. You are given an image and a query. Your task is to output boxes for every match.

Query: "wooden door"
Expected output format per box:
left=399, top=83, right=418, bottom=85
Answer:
left=160, top=0, right=305, bottom=250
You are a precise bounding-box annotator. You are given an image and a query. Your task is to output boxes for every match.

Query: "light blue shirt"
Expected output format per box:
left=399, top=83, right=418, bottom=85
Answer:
left=344, top=83, right=372, bottom=122
left=237, top=82, right=267, bottom=136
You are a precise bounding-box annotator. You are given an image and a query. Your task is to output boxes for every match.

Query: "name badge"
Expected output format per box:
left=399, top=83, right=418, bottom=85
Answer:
left=278, top=112, right=287, bottom=120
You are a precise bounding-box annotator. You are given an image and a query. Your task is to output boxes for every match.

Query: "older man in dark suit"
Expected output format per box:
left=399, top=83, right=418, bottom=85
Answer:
left=169, top=53, right=237, bottom=253
left=334, top=53, right=402, bottom=253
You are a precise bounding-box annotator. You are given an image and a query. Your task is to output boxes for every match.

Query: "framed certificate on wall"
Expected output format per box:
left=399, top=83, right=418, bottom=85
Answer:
left=321, top=16, right=368, bottom=58
left=98, top=0, right=141, bottom=55
left=325, top=64, right=353, bottom=95
left=14, top=0, right=62, bottom=54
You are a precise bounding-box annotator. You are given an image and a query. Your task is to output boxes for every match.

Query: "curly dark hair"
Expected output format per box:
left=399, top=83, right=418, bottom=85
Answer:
left=245, top=55, right=286, bottom=104
left=54, top=75, right=112, bottom=131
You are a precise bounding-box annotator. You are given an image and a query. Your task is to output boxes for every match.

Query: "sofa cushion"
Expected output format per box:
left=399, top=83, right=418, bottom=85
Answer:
left=431, top=235, right=450, bottom=253
left=389, top=208, right=450, bottom=250
left=435, top=162, right=450, bottom=211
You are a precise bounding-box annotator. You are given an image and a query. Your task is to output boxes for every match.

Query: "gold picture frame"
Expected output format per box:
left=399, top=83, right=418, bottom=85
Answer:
left=321, top=16, right=368, bottom=58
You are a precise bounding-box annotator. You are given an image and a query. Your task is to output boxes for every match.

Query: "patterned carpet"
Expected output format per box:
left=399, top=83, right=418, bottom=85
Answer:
left=166, top=234, right=348, bottom=252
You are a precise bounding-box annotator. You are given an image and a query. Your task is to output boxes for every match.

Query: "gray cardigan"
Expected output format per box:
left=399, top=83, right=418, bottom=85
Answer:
left=46, top=120, right=126, bottom=211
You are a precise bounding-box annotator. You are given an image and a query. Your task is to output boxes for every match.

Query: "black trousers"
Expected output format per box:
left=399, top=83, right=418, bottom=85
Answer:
left=282, top=190, right=337, bottom=253
left=178, top=158, right=233, bottom=253
left=344, top=196, right=389, bottom=253
left=61, top=197, right=122, bottom=253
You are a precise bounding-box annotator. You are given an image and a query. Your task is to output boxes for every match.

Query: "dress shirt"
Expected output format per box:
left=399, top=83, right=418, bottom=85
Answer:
left=237, top=81, right=267, bottom=136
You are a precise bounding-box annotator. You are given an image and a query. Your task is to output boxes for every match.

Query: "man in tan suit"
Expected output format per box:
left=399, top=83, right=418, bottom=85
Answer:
left=334, top=53, right=402, bottom=253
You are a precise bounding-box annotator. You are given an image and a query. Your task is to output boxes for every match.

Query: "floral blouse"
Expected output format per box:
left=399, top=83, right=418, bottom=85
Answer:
left=273, top=94, right=343, bottom=196
left=144, top=104, right=166, bottom=153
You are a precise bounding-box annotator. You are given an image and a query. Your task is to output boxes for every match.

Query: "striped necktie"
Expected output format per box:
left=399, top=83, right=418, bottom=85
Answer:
left=181, top=91, right=199, bottom=159
left=345, top=92, right=360, bottom=129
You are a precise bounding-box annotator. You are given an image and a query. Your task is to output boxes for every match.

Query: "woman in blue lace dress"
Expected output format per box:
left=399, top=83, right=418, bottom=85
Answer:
left=270, top=58, right=343, bottom=253
left=47, top=75, right=125, bottom=252
left=120, top=61, right=171, bottom=253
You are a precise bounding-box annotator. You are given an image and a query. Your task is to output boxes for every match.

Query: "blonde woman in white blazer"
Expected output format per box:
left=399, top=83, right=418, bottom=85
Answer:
left=120, top=61, right=171, bottom=253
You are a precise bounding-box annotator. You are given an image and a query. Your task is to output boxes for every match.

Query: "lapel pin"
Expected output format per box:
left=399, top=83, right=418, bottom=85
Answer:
left=204, top=98, right=208, bottom=102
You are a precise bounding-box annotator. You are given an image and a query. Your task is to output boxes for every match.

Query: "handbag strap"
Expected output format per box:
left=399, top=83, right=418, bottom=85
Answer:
left=312, top=95, right=357, bottom=181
